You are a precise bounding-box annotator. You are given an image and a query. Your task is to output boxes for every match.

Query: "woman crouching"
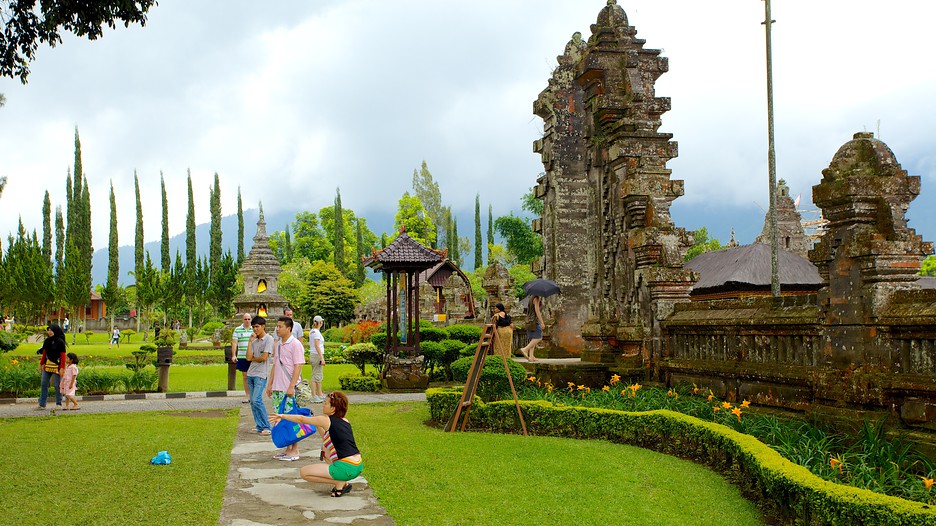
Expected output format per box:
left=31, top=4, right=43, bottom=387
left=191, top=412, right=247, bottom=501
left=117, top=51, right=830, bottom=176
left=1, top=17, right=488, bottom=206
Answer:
left=269, top=391, right=362, bottom=497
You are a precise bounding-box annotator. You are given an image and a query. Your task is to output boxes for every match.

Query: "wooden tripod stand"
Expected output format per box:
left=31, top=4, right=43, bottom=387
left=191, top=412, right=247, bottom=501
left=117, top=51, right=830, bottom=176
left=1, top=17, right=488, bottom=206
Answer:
left=444, top=322, right=528, bottom=435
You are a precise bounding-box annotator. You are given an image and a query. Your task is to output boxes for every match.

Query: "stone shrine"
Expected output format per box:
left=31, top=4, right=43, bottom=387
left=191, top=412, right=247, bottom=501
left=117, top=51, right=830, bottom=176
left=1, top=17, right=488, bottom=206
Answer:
left=232, top=205, right=289, bottom=320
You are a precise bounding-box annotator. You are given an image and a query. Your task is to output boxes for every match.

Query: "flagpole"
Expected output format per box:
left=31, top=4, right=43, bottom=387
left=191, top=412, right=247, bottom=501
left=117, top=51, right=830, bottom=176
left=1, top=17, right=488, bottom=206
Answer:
left=763, top=0, right=780, bottom=297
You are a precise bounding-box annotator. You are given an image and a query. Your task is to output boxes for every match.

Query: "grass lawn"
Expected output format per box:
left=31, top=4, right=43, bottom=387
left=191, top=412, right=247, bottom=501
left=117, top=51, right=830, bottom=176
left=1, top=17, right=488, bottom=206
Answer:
left=0, top=409, right=239, bottom=526
left=353, top=402, right=765, bottom=526
left=167, top=363, right=365, bottom=393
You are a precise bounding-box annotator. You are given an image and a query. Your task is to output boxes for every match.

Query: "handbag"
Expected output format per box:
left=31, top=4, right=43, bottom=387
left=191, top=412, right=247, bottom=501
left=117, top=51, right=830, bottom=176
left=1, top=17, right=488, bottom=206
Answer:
left=275, top=346, right=313, bottom=407
left=271, top=395, right=316, bottom=448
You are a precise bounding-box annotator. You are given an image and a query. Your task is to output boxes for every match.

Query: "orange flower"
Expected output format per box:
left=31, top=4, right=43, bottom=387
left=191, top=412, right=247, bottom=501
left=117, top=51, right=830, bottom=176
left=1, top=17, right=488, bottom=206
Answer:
left=713, top=406, right=720, bottom=412
left=610, top=374, right=621, bottom=385
left=537, top=381, right=542, bottom=387
left=577, top=384, right=586, bottom=391
left=621, top=389, right=629, bottom=396
left=601, top=385, right=610, bottom=392
left=666, top=389, right=674, bottom=397
left=10, top=359, right=18, bottom=365
left=741, top=400, right=751, bottom=408
left=731, top=407, right=742, bottom=421
left=527, top=376, right=537, bottom=383
left=830, top=457, right=844, bottom=474
left=922, top=476, right=934, bottom=489
left=567, top=382, right=576, bottom=390
left=707, top=394, right=713, bottom=401
left=546, top=384, right=554, bottom=393
left=721, top=401, right=732, bottom=409
left=692, top=386, right=699, bottom=394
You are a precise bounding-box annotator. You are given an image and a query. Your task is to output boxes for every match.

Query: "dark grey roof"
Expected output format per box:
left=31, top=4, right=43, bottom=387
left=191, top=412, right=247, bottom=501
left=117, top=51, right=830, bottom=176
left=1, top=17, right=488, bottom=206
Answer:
left=363, top=232, right=446, bottom=269
left=686, top=243, right=822, bottom=291
left=916, top=276, right=936, bottom=289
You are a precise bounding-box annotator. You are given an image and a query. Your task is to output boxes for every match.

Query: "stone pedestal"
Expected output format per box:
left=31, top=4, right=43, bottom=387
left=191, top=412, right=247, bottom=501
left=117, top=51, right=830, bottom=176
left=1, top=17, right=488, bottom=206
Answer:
left=382, top=355, right=429, bottom=390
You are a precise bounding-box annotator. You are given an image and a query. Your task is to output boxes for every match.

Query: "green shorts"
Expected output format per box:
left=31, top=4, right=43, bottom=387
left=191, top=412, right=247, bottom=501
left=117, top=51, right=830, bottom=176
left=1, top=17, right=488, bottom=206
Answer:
left=329, top=458, right=363, bottom=481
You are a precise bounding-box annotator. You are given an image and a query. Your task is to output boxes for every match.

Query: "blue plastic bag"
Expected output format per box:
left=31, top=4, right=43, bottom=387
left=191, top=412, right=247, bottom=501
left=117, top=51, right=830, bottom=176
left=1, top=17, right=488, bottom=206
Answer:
left=271, top=396, right=316, bottom=448
left=150, top=450, right=171, bottom=465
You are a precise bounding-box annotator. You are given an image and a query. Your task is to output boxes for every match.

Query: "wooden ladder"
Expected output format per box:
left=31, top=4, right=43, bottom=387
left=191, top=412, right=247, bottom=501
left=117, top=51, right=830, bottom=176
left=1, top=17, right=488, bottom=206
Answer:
left=445, top=323, right=528, bottom=435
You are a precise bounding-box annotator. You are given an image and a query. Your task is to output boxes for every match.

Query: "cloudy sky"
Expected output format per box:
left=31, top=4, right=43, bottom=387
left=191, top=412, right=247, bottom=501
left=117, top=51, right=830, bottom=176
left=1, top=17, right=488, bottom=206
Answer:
left=1, top=0, right=934, bottom=255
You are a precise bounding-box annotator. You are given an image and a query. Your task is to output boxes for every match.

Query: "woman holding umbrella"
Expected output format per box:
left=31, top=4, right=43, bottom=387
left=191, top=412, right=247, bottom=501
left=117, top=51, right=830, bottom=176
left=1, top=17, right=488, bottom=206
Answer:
left=519, top=295, right=545, bottom=361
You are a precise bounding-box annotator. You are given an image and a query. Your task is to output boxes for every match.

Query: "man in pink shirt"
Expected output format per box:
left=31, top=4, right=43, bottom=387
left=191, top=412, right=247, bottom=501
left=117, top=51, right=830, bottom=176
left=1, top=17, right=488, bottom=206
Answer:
left=266, top=317, right=306, bottom=461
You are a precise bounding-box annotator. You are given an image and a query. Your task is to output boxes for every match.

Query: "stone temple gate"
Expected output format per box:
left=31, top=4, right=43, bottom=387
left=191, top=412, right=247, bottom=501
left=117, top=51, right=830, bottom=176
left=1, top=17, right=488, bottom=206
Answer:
left=532, top=1, right=936, bottom=434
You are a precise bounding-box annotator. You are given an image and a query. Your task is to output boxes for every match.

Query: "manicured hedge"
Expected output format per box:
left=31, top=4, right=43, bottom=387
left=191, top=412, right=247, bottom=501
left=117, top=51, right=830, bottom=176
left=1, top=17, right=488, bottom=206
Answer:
left=425, top=388, right=936, bottom=526
left=338, top=372, right=381, bottom=392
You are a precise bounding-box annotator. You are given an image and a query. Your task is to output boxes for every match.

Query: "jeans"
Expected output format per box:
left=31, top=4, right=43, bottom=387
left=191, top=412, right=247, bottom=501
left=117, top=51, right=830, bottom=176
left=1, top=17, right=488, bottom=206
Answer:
left=39, top=370, right=62, bottom=407
left=246, top=375, right=270, bottom=432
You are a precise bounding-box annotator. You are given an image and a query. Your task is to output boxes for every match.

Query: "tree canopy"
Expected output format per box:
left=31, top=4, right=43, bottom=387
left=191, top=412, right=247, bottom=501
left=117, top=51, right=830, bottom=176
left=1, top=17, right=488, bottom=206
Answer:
left=494, top=214, right=542, bottom=265
left=0, top=0, right=157, bottom=82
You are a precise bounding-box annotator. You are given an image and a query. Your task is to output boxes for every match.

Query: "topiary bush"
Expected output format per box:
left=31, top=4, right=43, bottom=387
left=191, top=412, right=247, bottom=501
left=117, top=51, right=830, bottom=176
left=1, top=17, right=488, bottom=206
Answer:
left=0, top=331, right=20, bottom=352
left=200, top=321, right=225, bottom=336
left=450, top=355, right=526, bottom=401
left=370, top=332, right=388, bottom=351
left=419, top=326, right=447, bottom=342
left=343, top=342, right=383, bottom=376
left=459, top=342, right=477, bottom=357
left=338, top=371, right=381, bottom=392
left=445, top=324, right=482, bottom=344
left=323, top=327, right=343, bottom=342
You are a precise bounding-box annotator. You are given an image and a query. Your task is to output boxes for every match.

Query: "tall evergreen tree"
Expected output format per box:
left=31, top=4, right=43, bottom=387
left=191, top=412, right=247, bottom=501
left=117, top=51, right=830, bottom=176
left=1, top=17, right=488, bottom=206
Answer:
left=79, top=176, right=92, bottom=294
left=53, top=205, right=64, bottom=300
left=160, top=172, right=170, bottom=270
left=451, top=216, right=461, bottom=265
left=208, top=173, right=223, bottom=314
left=101, top=182, right=120, bottom=329
left=42, top=191, right=51, bottom=263
left=474, top=194, right=482, bottom=270
left=355, top=219, right=365, bottom=287
left=185, top=170, right=196, bottom=326
left=283, top=225, right=293, bottom=263
left=487, top=204, right=494, bottom=265
left=443, top=207, right=454, bottom=256
left=134, top=171, right=144, bottom=284
left=237, top=186, right=245, bottom=264
left=333, top=188, right=346, bottom=275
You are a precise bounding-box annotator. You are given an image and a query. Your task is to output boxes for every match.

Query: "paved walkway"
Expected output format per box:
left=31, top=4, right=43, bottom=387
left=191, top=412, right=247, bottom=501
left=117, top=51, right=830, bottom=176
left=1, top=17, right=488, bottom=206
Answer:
left=0, top=391, right=426, bottom=525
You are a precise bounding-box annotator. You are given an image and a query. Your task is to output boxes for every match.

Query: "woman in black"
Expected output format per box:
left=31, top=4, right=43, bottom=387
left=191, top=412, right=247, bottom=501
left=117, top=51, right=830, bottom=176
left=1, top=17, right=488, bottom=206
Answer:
left=491, top=302, right=514, bottom=358
left=38, top=324, right=67, bottom=409
left=270, top=391, right=363, bottom=497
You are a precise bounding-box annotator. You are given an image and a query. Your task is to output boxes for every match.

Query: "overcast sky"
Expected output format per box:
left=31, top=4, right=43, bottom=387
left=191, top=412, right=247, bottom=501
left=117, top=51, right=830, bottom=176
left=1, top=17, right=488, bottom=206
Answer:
left=1, top=0, right=934, bottom=253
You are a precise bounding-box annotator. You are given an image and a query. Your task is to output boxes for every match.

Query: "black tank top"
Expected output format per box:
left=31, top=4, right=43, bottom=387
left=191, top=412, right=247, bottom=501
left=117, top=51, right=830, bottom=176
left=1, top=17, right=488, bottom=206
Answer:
left=328, top=416, right=360, bottom=459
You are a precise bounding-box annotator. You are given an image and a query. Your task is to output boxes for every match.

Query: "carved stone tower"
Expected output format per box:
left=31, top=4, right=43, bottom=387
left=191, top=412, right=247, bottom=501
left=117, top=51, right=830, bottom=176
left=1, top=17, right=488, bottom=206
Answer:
left=533, top=31, right=589, bottom=356
left=755, top=179, right=811, bottom=257
left=809, top=132, right=933, bottom=368
left=232, top=205, right=289, bottom=320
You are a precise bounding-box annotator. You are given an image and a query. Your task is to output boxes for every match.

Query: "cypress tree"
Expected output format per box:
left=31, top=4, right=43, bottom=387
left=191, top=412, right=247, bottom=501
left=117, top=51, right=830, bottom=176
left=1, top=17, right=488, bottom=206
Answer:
left=487, top=204, right=494, bottom=265
left=451, top=216, right=461, bottom=265
left=185, top=170, right=196, bottom=326
left=102, top=182, right=120, bottom=328
left=237, top=186, right=244, bottom=264
left=355, top=218, right=365, bottom=287
left=160, top=172, right=170, bottom=271
left=80, top=176, right=92, bottom=295
left=42, top=191, right=51, bottom=264
left=283, top=225, right=293, bottom=263
left=134, top=171, right=144, bottom=285
left=209, top=173, right=222, bottom=314
left=334, top=188, right=346, bottom=275
left=54, top=205, right=64, bottom=300
left=474, top=194, right=482, bottom=270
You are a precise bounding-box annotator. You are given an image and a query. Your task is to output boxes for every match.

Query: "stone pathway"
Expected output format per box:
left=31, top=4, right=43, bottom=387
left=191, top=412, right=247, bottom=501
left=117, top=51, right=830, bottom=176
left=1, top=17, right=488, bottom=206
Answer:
left=0, top=391, right=425, bottom=525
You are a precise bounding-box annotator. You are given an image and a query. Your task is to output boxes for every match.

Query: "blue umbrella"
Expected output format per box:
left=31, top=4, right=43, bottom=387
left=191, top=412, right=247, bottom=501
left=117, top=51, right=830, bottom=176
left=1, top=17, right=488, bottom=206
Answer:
left=521, top=279, right=560, bottom=298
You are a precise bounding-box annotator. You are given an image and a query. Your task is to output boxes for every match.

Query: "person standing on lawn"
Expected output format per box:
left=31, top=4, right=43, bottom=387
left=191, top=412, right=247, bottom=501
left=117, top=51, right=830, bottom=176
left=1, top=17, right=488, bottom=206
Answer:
left=37, top=324, right=67, bottom=409
left=245, top=316, right=273, bottom=434
left=266, top=317, right=306, bottom=461
left=270, top=391, right=362, bottom=497
left=61, top=352, right=80, bottom=410
left=232, top=313, right=253, bottom=403
left=309, top=315, right=326, bottom=403
left=283, top=307, right=304, bottom=345
left=109, top=327, right=120, bottom=349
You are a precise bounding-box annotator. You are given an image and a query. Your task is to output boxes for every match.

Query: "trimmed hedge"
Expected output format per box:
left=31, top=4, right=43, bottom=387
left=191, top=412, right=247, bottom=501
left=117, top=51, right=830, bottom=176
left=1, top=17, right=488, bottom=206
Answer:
left=450, top=355, right=526, bottom=401
left=445, top=324, right=482, bottom=344
left=425, top=389, right=936, bottom=526
left=338, top=372, right=381, bottom=392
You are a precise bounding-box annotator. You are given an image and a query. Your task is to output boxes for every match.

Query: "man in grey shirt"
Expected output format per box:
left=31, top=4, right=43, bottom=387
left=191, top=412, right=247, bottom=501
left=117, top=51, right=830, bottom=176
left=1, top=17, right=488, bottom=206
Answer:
left=246, top=316, right=274, bottom=434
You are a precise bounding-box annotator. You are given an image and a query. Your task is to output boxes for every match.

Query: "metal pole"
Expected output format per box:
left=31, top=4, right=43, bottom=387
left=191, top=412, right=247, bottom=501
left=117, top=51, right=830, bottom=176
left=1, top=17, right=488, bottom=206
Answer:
left=763, top=0, right=780, bottom=297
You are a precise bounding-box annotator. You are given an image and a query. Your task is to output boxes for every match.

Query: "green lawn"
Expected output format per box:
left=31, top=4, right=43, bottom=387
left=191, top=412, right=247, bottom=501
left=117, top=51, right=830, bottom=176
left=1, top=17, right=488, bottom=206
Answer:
left=167, top=363, right=365, bottom=393
left=354, top=402, right=764, bottom=526
left=0, top=409, right=239, bottom=526
left=1, top=402, right=764, bottom=525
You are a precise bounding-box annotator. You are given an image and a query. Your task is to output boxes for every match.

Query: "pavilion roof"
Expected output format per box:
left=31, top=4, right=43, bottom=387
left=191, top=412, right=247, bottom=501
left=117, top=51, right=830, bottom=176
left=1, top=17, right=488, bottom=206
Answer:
left=363, top=232, right=446, bottom=271
left=686, top=243, right=822, bottom=293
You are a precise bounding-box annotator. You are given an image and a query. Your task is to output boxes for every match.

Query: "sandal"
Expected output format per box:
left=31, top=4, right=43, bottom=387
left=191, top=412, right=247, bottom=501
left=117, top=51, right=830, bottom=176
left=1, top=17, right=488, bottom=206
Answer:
left=330, top=483, right=352, bottom=497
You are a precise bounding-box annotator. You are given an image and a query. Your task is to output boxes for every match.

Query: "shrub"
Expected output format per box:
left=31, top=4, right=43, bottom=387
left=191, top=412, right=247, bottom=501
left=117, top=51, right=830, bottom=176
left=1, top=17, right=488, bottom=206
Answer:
left=154, top=329, right=177, bottom=348
left=450, top=355, right=526, bottom=401
left=220, top=327, right=233, bottom=343
left=419, top=341, right=443, bottom=372
left=0, top=360, right=39, bottom=396
left=459, top=342, right=477, bottom=357
left=323, top=327, right=343, bottom=342
left=77, top=368, right=124, bottom=394
left=121, top=329, right=137, bottom=343
left=445, top=324, right=482, bottom=344
left=337, top=371, right=381, bottom=392
left=120, top=367, right=158, bottom=393
left=139, top=344, right=157, bottom=353
left=0, top=331, right=19, bottom=352
left=200, top=321, right=225, bottom=336
left=323, top=343, right=346, bottom=364
left=185, top=326, right=199, bottom=342
left=343, top=343, right=383, bottom=376
left=370, top=332, right=388, bottom=351
left=419, top=326, right=447, bottom=342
